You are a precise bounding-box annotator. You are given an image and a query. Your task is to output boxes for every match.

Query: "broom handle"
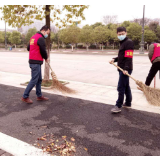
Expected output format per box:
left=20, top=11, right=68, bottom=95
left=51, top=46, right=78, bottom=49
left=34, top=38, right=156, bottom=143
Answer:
left=111, top=62, right=137, bottom=82
left=46, top=61, right=54, bottom=73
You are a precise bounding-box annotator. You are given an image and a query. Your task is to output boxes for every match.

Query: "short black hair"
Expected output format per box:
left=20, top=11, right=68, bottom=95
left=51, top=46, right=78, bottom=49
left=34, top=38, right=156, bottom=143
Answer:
left=117, top=27, right=126, bottom=33
left=40, top=25, right=50, bottom=31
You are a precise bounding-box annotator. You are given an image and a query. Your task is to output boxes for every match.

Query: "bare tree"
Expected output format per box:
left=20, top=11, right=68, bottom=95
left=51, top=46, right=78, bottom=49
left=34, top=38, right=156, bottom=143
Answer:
left=133, top=18, right=151, bottom=26
left=153, top=18, right=160, bottom=25
left=103, top=15, right=118, bottom=25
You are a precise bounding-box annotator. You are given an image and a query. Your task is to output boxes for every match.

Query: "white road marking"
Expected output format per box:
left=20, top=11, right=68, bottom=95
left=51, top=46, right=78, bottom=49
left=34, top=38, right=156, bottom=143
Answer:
left=0, top=132, right=49, bottom=156
left=107, top=52, right=116, bottom=53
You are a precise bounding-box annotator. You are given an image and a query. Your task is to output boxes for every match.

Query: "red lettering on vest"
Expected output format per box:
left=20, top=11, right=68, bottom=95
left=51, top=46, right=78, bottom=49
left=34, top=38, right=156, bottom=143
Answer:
left=151, top=43, right=160, bottom=62
left=125, top=50, right=133, bottom=58
left=29, top=33, right=43, bottom=61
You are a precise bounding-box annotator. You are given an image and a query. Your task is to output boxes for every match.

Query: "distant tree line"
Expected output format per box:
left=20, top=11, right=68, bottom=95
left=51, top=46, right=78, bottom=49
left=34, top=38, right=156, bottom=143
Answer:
left=0, top=17, right=160, bottom=51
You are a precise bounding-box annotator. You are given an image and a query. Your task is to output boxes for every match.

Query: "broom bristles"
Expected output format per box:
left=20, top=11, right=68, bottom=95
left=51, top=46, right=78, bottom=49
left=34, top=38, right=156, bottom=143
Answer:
left=136, top=80, right=160, bottom=106
left=50, top=72, right=76, bottom=94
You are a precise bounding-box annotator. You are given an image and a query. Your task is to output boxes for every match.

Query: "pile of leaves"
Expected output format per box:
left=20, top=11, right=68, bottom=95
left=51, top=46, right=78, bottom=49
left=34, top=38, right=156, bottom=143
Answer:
left=33, top=133, right=76, bottom=156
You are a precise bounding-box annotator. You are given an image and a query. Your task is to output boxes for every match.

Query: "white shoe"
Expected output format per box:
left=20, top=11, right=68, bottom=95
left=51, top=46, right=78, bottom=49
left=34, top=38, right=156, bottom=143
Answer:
left=111, top=106, right=121, bottom=113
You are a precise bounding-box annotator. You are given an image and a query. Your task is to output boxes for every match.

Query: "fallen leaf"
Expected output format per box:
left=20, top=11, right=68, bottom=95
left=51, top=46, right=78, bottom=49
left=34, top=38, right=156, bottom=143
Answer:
left=37, top=143, right=40, bottom=147
left=71, top=146, right=76, bottom=152
left=40, top=137, right=47, bottom=141
left=62, top=136, right=67, bottom=139
left=38, top=135, right=47, bottom=141
left=60, top=144, right=66, bottom=149
left=63, top=148, right=69, bottom=153
left=84, top=148, right=88, bottom=151
left=46, top=147, right=52, bottom=152
left=70, top=137, right=75, bottom=142
left=40, top=125, right=48, bottom=128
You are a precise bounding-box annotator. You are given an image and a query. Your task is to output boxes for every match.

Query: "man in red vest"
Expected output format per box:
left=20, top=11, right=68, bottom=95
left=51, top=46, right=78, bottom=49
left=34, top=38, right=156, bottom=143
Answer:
left=145, top=43, right=160, bottom=86
left=21, top=25, right=50, bottom=104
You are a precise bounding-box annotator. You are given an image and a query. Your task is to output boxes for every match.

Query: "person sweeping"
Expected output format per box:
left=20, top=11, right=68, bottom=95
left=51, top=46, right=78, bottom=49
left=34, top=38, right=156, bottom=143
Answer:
left=109, top=27, right=134, bottom=113
left=21, top=25, right=50, bottom=104
left=144, top=42, right=160, bottom=87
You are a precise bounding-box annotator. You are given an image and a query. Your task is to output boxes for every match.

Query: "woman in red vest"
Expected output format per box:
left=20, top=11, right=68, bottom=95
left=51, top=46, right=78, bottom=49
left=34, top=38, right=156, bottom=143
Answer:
left=21, top=25, right=50, bottom=104
left=145, top=43, right=160, bottom=86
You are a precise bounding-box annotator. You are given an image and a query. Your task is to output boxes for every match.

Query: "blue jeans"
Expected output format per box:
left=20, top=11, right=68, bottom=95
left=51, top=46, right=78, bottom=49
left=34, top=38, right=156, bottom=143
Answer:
left=23, top=64, right=42, bottom=99
left=116, top=70, right=132, bottom=108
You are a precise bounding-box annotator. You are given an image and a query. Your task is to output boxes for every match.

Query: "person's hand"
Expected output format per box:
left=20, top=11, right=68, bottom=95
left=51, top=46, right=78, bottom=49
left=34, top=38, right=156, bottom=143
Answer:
left=123, top=70, right=128, bottom=75
left=109, top=59, right=114, bottom=64
left=45, top=59, right=48, bottom=63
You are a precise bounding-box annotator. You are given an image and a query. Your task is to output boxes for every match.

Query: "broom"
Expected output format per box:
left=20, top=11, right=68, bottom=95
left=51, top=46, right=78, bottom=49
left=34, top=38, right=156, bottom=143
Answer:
left=111, top=62, right=160, bottom=106
left=46, top=62, right=76, bottom=94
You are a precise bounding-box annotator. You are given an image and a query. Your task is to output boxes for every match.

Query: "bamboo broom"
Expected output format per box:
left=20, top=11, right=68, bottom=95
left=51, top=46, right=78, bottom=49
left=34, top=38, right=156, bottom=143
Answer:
left=46, top=62, right=76, bottom=94
left=111, top=62, right=160, bottom=106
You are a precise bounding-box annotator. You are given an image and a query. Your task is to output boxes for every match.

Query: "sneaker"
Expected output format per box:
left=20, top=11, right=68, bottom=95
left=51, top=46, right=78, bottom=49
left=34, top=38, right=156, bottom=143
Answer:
left=111, top=106, right=121, bottom=113
left=37, top=96, right=49, bottom=101
left=123, top=103, right=131, bottom=108
left=21, top=97, right=33, bottom=104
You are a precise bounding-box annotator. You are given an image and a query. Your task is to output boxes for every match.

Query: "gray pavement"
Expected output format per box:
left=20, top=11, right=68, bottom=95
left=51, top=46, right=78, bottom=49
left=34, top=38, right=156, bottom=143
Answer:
left=0, top=84, right=160, bottom=156
left=0, top=51, right=159, bottom=90
left=1, top=51, right=160, bottom=156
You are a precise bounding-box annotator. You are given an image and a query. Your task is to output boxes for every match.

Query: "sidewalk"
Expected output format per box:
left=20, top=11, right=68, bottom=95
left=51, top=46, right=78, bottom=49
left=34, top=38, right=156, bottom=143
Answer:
left=0, top=71, right=159, bottom=115
left=0, top=72, right=160, bottom=156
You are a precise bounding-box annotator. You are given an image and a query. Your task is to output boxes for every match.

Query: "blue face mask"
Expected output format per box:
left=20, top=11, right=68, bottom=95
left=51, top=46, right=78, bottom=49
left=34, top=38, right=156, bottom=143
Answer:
left=118, top=35, right=126, bottom=41
left=44, top=34, right=48, bottom=38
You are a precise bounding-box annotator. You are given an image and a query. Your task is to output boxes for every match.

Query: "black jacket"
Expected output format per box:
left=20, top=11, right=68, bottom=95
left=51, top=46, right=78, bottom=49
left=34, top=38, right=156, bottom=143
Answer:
left=27, top=32, right=48, bottom=64
left=113, top=37, right=134, bottom=71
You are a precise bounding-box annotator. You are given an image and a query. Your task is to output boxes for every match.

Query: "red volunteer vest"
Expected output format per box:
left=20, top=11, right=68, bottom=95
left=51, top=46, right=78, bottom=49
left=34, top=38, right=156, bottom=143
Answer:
left=29, top=33, right=43, bottom=61
left=151, top=43, right=160, bottom=62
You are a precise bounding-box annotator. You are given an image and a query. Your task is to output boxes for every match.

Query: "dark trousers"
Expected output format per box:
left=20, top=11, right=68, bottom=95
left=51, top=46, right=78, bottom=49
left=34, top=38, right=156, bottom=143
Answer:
left=145, top=62, right=160, bottom=86
left=116, top=70, right=132, bottom=108
left=23, top=64, right=42, bottom=99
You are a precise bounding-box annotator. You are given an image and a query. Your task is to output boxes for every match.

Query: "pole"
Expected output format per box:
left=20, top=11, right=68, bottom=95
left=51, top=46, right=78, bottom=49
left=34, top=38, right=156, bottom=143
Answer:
left=140, top=5, right=145, bottom=54
left=5, top=21, right=7, bottom=50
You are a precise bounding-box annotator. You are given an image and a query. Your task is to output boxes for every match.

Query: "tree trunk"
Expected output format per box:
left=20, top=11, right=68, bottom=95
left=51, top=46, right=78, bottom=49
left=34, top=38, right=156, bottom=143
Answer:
left=72, top=45, right=73, bottom=52
left=113, top=42, right=115, bottom=49
left=102, top=44, right=103, bottom=51
left=44, top=5, right=51, bottom=82
left=147, top=43, right=149, bottom=50
left=99, top=44, right=101, bottom=50
left=87, top=44, right=89, bottom=51
left=15, top=44, right=16, bottom=48
left=58, top=35, right=59, bottom=50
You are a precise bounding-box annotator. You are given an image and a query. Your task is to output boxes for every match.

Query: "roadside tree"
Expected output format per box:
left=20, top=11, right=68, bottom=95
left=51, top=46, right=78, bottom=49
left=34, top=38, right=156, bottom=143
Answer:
left=144, top=29, right=157, bottom=50
left=0, top=5, right=88, bottom=81
left=127, top=23, right=142, bottom=46
left=0, top=32, right=4, bottom=43
left=59, top=25, right=81, bottom=52
left=79, top=25, right=94, bottom=51
left=93, top=25, right=110, bottom=51
left=8, top=31, right=21, bottom=48
left=25, top=27, right=37, bottom=43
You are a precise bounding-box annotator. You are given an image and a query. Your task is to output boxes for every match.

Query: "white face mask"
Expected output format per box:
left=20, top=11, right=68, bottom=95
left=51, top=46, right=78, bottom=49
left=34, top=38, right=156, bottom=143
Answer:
left=42, top=31, right=49, bottom=38
left=44, top=34, right=48, bottom=38
left=117, top=35, right=126, bottom=41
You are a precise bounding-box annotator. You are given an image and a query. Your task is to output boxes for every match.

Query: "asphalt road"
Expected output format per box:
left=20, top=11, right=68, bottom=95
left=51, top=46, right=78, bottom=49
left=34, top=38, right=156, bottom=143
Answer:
left=0, top=51, right=159, bottom=89
left=0, top=84, right=160, bottom=156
